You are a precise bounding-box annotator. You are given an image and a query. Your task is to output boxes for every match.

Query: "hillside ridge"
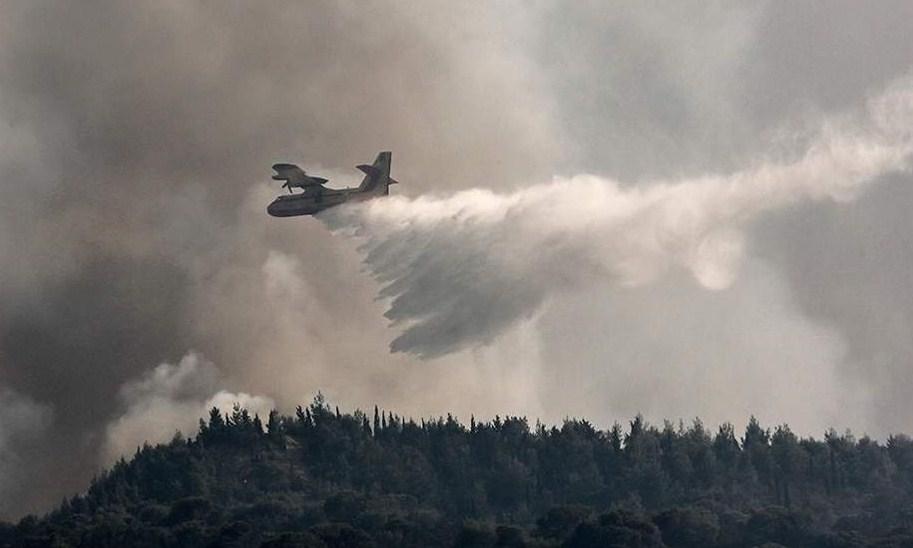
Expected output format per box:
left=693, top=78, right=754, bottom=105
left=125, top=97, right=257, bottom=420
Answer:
left=3, top=396, right=913, bottom=547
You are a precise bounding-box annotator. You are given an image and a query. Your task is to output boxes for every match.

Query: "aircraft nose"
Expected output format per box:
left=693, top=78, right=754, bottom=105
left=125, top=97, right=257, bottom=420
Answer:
left=267, top=200, right=280, bottom=217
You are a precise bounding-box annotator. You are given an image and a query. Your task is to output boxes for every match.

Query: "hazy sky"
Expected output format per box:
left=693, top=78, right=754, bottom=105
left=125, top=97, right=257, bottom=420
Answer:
left=1, top=1, right=912, bottom=519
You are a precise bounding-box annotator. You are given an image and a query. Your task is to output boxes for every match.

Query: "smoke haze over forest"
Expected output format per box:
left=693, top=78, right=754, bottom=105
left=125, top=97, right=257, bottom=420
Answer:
left=2, top=1, right=913, bottom=520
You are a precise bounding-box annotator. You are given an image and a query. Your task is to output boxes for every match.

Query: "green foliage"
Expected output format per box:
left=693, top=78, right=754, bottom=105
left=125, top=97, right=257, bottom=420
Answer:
left=8, top=397, right=913, bottom=547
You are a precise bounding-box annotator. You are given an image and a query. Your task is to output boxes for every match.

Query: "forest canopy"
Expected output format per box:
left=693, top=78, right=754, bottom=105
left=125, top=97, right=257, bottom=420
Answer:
left=3, top=396, right=913, bottom=547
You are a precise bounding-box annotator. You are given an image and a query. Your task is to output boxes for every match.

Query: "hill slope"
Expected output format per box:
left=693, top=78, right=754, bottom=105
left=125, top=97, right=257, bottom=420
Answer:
left=3, top=397, right=913, bottom=547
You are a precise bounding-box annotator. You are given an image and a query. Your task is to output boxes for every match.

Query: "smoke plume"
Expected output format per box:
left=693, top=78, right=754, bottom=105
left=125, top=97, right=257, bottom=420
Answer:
left=325, top=78, right=913, bottom=357
left=102, top=353, right=274, bottom=465
left=0, top=389, right=52, bottom=517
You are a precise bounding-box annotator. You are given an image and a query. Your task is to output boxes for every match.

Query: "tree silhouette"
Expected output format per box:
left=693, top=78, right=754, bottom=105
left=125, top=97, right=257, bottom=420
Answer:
left=6, top=399, right=913, bottom=547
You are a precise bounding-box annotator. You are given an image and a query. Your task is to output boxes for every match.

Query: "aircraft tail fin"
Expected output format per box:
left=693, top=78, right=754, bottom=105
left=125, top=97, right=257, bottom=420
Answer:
left=357, top=151, right=395, bottom=195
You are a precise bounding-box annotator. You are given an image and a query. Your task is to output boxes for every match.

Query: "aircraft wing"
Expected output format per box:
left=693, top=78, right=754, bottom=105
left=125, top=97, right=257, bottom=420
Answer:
left=272, top=163, right=325, bottom=186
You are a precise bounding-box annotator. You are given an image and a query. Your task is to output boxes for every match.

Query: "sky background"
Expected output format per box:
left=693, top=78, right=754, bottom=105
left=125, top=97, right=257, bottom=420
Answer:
left=1, top=1, right=913, bottom=519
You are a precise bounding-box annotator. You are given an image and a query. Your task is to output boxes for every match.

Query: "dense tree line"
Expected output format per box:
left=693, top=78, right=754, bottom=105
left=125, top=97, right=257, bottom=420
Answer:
left=3, top=395, right=913, bottom=547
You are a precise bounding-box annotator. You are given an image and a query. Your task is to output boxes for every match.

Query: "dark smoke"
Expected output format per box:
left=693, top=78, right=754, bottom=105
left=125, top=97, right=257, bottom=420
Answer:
left=0, top=1, right=557, bottom=518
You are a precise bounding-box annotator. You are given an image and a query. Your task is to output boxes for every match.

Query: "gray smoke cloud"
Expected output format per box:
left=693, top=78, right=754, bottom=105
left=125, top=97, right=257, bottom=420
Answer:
left=0, top=1, right=558, bottom=518
left=0, top=389, right=53, bottom=518
left=1, top=0, right=913, bottom=520
left=102, top=352, right=274, bottom=465
left=325, top=78, right=913, bottom=357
